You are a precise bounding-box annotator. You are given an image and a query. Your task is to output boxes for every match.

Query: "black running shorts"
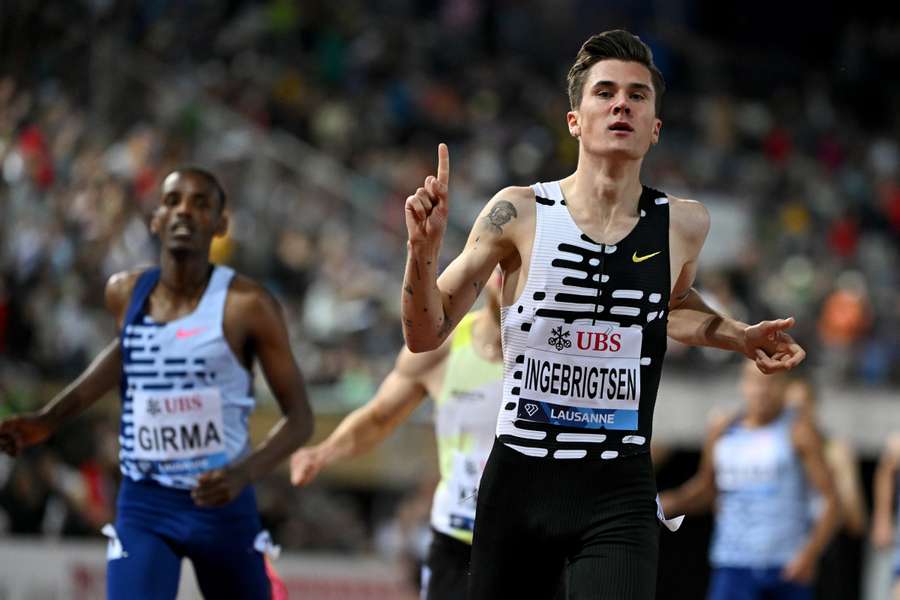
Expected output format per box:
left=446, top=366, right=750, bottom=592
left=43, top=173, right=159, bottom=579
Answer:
left=468, top=440, right=660, bottom=600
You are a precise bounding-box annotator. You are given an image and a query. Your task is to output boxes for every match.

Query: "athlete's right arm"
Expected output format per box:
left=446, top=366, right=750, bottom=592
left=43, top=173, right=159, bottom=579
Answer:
left=402, top=144, right=523, bottom=352
left=0, top=273, right=132, bottom=456
left=290, top=341, right=449, bottom=486
left=871, top=433, right=900, bottom=548
left=658, top=413, right=729, bottom=516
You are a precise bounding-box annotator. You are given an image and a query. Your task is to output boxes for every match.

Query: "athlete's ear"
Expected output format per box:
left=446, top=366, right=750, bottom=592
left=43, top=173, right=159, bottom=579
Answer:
left=213, top=211, right=229, bottom=238
left=149, top=207, right=163, bottom=236
left=566, top=110, right=581, bottom=139
left=651, top=118, right=662, bottom=145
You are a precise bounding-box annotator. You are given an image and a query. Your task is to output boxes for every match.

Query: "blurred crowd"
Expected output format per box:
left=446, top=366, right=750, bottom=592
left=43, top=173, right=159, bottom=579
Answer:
left=0, top=0, right=898, bottom=556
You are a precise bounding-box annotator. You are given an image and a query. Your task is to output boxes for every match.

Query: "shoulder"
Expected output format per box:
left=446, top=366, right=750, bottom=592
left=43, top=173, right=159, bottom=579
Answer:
left=668, top=196, right=710, bottom=245
left=226, top=273, right=283, bottom=320
left=104, top=269, right=145, bottom=317
left=480, top=186, right=535, bottom=221
left=493, top=185, right=535, bottom=205
left=469, top=186, right=536, bottom=251
left=706, top=407, right=736, bottom=443
left=226, top=273, right=283, bottom=329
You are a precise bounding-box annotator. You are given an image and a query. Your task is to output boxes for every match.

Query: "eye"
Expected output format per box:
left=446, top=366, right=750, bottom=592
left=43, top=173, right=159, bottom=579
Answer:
left=630, top=93, right=646, bottom=101
left=597, top=90, right=611, bottom=98
left=164, top=193, right=178, bottom=207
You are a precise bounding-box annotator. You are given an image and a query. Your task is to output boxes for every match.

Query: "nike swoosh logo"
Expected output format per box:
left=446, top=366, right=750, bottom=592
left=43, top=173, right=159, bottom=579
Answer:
left=632, top=251, right=662, bottom=263
left=175, top=327, right=207, bottom=339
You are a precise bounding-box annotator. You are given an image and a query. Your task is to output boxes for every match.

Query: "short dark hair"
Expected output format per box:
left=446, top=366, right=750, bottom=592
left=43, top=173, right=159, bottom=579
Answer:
left=566, top=30, right=666, bottom=115
left=170, top=167, right=227, bottom=211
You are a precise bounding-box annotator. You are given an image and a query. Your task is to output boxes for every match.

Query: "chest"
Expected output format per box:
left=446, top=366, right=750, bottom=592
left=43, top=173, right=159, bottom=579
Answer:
left=714, top=428, right=793, bottom=490
left=137, top=289, right=248, bottom=367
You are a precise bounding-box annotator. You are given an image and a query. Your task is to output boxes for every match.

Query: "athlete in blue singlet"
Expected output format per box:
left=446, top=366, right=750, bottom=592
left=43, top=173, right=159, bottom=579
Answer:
left=873, top=432, right=900, bottom=600
left=660, top=361, right=839, bottom=600
left=0, top=168, right=314, bottom=599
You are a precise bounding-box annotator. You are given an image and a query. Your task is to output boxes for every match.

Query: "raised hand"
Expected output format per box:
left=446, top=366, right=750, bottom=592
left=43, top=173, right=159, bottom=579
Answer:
left=405, top=143, right=450, bottom=251
left=0, top=413, right=55, bottom=456
left=742, top=317, right=806, bottom=374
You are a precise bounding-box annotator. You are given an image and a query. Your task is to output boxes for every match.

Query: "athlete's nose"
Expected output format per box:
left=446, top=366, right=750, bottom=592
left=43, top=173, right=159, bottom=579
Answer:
left=612, top=100, right=631, bottom=115
left=174, top=197, right=194, bottom=219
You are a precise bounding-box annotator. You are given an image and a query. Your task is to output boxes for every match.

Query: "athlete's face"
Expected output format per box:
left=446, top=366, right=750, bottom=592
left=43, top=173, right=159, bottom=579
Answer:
left=151, top=172, right=227, bottom=255
left=567, top=60, right=661, bottom=160
left=741, top=361, right=785, bottom=422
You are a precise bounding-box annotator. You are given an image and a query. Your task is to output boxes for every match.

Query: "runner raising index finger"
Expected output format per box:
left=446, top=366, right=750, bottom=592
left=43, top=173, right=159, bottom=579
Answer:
left=399, top=29, right=806, bottom=600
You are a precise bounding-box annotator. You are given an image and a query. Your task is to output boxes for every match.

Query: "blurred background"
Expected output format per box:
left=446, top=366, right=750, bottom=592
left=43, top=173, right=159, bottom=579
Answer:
left=0, top=0, right=898, bottom=598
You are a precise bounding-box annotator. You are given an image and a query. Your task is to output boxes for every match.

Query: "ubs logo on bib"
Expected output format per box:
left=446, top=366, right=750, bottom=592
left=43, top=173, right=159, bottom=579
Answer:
left=575, top=330, right=622, bottom=353
left=547, top=327, right=571, bottom=351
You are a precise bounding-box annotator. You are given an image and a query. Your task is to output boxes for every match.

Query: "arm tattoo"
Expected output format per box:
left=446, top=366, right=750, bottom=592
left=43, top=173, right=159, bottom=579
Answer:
left=482, top=200, right=518, bottom=234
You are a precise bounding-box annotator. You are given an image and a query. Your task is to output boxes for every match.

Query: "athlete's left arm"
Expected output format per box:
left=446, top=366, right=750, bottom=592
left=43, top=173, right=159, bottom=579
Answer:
left=782, top=416, right=839, bottom=583
left=192, top=281, right=314, bottom=508
left=665, top=197, right=806, bottom=373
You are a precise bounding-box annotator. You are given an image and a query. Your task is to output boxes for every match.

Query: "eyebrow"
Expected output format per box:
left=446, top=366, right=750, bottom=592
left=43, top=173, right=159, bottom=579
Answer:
left=591, top=81, right=653, bottom=94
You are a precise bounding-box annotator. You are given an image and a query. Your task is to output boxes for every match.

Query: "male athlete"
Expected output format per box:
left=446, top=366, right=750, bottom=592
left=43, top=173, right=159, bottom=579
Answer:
left=400, top=30, right=806, bottom=599
left=660, top=362, right=838, bottom=600
left=290, top=272, right=504, bottom=600
left=0, top=168, right=314, bottom=599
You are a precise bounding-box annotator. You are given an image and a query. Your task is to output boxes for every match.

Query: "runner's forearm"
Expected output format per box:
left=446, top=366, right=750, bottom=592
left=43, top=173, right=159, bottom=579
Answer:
left=659, top=477, right=714, bottom=516
left=318, top=403, right=408, bottom=464
left=667, top=289, right=748, bottom=354
left=872, top=458, right=897, bottom=532
left=238, top=406, right=313, bottom=481
left=402, top=242, right=450, bottom=352
left=802, top=491, right=839, bottom=560
left=39, top=340, right=121, bottom=429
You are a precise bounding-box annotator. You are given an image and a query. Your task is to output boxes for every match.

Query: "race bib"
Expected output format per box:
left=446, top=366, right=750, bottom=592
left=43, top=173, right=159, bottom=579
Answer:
left=440, top=385, right=499, bottom=534
left=517, top=319, right=642, bottom=430
left=131, top=388, right=226, bottom=462
left=715, top=432, right=780, bottom=492
left=446, top=443, right=493, bottom=533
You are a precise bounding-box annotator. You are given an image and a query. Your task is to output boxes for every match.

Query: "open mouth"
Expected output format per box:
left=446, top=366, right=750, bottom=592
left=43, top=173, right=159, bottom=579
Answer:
left=608, top=122, right=634, bottom=133
left=170, top=222, right=194, bottom=238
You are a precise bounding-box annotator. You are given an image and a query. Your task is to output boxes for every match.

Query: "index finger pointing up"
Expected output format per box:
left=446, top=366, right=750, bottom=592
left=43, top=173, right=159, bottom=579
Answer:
left=437, top=143, right=450, bottom=187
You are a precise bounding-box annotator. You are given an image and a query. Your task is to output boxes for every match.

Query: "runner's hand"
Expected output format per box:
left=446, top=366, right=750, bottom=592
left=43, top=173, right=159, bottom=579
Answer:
left=405, top=143, right=450, bottom=252
left=781, top=547, right=816, bottom=584
left=0, top=413, right=55, bottom=456
left=742, top=317, right=806, bottom=374
left=289, top=446, right=327, bottom=487
left=192, top=465, right=250, bottom=507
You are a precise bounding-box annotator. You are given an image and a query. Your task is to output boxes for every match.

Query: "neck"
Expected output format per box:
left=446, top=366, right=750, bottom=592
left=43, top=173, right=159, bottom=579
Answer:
left=158, top=251, right=212, bottom=299
left=562, top=149, right=644, bottom=216
left=744, top=409, right=780, bottom=428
